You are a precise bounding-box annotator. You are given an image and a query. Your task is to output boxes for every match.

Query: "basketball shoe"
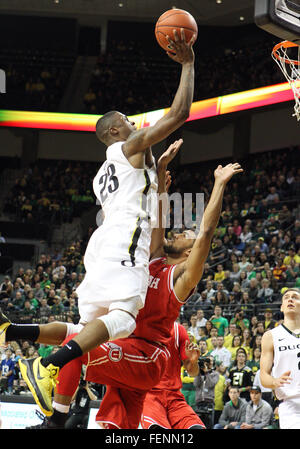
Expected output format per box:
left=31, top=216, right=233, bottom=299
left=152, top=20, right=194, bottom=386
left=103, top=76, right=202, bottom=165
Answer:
left=0, top=308, right=11, bottom=346
left=19, top=357, right=59, bottom=417
left=26, top=410, right=65, bottom=429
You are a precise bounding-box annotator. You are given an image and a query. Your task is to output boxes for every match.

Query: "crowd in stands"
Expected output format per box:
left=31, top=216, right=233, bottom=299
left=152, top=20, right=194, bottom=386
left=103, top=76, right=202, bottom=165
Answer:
left=0, top=240, right=84, bottom=396
left=0, top=145, right=299, bottom=429
left=1, top=48, right=75, bottom=112
left=171, top=146, right=300, bottom=321
left=0, top=24, right=285, bottom=117
left=179, top=305, right=283, bottom=428
left=2, top=159, right=97, bottom=226
left=83, top=34, right=283, bottom=116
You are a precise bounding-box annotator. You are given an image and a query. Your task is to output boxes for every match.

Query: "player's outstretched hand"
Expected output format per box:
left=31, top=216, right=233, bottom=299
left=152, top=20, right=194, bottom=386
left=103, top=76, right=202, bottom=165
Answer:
left=185, top=340, right=200, bottom=362
left=214, top=162, right=243, bottom=185
left=166, top=29, right=196, bottom=64
left=157, top=138, right=183, bottom=169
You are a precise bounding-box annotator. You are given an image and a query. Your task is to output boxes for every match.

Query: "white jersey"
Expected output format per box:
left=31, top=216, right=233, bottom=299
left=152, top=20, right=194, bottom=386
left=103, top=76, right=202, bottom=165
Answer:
left=93, top=141, right=157, bottom=226
left=76, top=141, right=158, bottom=316
left=271, top=324, right=300, bottom=400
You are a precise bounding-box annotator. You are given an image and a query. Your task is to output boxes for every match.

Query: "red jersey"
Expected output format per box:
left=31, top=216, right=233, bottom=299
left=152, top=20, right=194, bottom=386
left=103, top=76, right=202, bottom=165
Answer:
left=133, top=257, right=190, bottom=346
left=153, top=322, right=189, bottom=391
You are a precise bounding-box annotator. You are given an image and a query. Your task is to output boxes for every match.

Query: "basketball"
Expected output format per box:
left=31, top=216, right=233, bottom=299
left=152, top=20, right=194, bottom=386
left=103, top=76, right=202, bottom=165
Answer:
left=155, top=9, right=198, bottom=52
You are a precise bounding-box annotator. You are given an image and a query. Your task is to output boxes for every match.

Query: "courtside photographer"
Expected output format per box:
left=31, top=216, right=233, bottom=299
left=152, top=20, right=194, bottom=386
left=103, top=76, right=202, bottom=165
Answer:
left=193, top=355, right=219, bottom=428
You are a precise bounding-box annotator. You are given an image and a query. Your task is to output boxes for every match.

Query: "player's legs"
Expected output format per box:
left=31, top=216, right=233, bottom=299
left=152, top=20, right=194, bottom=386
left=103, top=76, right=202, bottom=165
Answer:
left=21, top=329, right=167, bottom=419
left=29, top=334, right=165, bottom=429
left=26, top=354, right=83, bottom=428
left=96, top=386, right=147, bottom=429
left=141, top=390, right=171, bottom=429
left=25, top=333, right=84, bottom=428
left=18, top=295, right=140, bottom=416
left=166, top=390, right=206, bottom=429
left=0, top=308, right=68, bottom=346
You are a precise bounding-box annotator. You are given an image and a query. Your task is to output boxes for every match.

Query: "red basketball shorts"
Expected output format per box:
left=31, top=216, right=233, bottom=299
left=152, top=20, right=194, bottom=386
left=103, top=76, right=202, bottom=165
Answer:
left=141, top=389, right=205, bottom=429
left=56, top=335, right=169, bottom=429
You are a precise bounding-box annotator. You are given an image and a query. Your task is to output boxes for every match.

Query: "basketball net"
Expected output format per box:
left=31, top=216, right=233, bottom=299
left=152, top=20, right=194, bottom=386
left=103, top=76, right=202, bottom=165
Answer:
left=272, top=41, right=300, bottom=121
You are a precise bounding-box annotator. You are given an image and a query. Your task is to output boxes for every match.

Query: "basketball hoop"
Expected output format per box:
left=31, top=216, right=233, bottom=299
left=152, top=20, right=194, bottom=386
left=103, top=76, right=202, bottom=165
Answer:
left=272, top=41, right=300, bottom=121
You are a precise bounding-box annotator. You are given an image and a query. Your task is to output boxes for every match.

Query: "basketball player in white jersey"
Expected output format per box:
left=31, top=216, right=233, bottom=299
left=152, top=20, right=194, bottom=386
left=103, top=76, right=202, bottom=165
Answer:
left=260, top=288, right=300, bottom=429
left=2, top=29, right=197, bottom=417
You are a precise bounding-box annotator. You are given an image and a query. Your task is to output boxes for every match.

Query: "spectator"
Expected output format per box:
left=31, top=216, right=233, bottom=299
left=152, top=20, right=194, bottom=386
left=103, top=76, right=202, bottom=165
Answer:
left=247, top=347, right=261, bottom=381
left=252, top=321, right=266, bottom=339
left=222, top=270, right=234, bottom=292
left=284, top=245, right=300, bottom=266
left=203, top=280, right=216, bottom=300
left=213, top=361, right=227, bottom=424
left=38, top=298, right=52, bottom=321
left=239, top=271, right=250, bottom=289
left=0, top=348, right=15, bottom=394
left=209, top=306, right=229, bottom=337
left=210, top=239, right=228, bottom=264
left=226, top=348, right=253, bottom=402
left=213, top=386, right=247, bottom=429
left=214, top=264, right=226, bottom=282
left=228, top=335, right=243, bottom=362
left=229, top=264, right=241, bottom=283
left=65, top=378, right=98, bottom=429
left=206, top=328, right=219, bottom=352
left=195, top=309, right=207, bottom=328
left=12, top=291, right=25, bottom=311
left=273, top=258, right=287, bottom=281
left=240, top=225, right=252, bottom=243
left=193, top=290, right=211, bottom=309
left=262, top=309, right=277, bottom=330
left=230, top=308, right=250, bottom=331
left=224, top=323, right=239, bottom=349
left=38, top=344, right=54, bottom=359
left=198, top=338, right=210, bottom=358
left=232, top=220, right=242, bottom=237
left=257, top=279, right=274, bottom=303
left=251, top=334, right=263, bottom=355
left=231, top=282, right=242, bottom=303
left=210, top=336, right=232, bottom=368
left=257, top=237, right=269, bottom=254
left=265, top=216, right=280, bottom=237
left=181, top=364, right=196, bottom=407
left=0, top=276, right=13, bottom=299
left=202, top=262, right=215, bottom=281
left=241, top=328, right=252, bottom=358
left=265, top=186, right=280, bottom=204
left=51, top=295, right=65, bottom=318
left=194, top=356, right=219, bottom=429
left=236, top=386, right=273, bottom=429
left=252, top=369, right=273, bottom=406
left=248, top=278, right=259, bottom=302
left=19, top=300, right=36, bottom=323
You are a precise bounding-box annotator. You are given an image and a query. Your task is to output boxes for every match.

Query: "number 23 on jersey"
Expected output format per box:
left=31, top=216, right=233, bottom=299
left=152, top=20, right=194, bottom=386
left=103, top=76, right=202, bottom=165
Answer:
left=99, top=163, right=119, bottom=204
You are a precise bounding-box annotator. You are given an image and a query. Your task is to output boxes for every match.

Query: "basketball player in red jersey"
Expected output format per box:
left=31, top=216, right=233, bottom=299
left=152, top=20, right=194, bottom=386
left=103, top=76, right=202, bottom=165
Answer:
left=141, top=321, right=205, bottom=429
left=27, top=146, right=243, bottom=429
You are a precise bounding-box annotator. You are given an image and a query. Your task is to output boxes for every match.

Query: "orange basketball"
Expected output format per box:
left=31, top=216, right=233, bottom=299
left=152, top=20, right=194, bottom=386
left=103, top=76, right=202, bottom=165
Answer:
left=155, top=9, right=198, bottom=52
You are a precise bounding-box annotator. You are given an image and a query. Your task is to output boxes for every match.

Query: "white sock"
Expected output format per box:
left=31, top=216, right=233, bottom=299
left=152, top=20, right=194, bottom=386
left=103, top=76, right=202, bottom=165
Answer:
left=52, top=401, right=70, bottom=414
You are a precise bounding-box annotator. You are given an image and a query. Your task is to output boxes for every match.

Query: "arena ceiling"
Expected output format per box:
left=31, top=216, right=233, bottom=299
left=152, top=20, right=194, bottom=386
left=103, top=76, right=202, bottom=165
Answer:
left=0, top=0, right=255, bottom=26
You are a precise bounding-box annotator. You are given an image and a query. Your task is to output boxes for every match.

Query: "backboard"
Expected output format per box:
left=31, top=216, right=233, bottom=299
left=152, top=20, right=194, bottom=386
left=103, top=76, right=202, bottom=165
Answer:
left=255, top=0, right=300, bottom=44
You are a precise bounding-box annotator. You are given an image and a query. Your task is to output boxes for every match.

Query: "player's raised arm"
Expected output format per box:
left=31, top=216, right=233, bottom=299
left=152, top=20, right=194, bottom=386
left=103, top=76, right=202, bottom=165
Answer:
left=173, top=163, right=243, bottom=301
left=150, top=139, right=183, bottom=259
left=123, top=29, right=196, bottom=157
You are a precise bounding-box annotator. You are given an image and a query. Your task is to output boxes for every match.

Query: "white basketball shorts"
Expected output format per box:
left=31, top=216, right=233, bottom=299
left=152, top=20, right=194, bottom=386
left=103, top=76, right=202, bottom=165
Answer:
left=279, top=397, right=300, bottom=429
left=75, top=220, right=151, bottom=323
